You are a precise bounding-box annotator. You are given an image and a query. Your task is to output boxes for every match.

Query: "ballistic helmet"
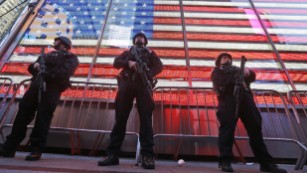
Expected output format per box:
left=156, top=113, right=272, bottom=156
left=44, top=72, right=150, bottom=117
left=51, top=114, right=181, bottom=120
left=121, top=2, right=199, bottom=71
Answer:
left=54, top=36, right=72, bottom=50
left=132, top=32, right=148, bottom=46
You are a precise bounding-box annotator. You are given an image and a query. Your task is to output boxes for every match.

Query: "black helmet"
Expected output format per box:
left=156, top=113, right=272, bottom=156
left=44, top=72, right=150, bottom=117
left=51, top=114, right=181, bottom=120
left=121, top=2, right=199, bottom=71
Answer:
left=215, top=53, right=232, bottom=66
left=132, top=32, right=148, bottom=46
left=55, top=36, right=72, bottom=50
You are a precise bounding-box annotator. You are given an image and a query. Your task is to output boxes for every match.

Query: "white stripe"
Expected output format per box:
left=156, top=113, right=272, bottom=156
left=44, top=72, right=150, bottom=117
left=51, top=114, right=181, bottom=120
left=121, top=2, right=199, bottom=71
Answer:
left=0, top=74, right=189, bottom=87
left=255, top=2, right=307, bottom=9
left=9, top=54, right=307, bottom=70
left=185, top=25, right=262, bottom=34
left=188, top=41, right=307, bottom=52
left=153, top=25, right=182, bottom=31
left=155, top=25, right=307, bottom=35
left=20, top=39, right=307, bottom=51
left=27, top=24, right=307, bottom=36
left=190, top=59, right=280, bottom=69
left=181, top=1, right=250, bottom=7
left=9, top=55, right=187, bottom=66
left=154, top=0, right=179, bottom=5
left=192, top=81, right=298, bottom=93
left=155, top=11, right=307, bottom=21
left=178, top=1, right=307, bottom=9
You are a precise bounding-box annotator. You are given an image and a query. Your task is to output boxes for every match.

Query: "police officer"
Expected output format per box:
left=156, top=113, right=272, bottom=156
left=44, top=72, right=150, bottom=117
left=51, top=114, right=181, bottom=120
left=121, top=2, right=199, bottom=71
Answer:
left=98, top=33, right=163, bottom=169
left=211, top=53, right=287, bottom=173
left=0, top=36, right=79, bottom=161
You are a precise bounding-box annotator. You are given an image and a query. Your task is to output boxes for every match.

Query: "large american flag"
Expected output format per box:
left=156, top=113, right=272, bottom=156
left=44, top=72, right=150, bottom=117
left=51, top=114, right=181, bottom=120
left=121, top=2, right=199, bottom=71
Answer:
left=1, top=0, right=307, bottom=93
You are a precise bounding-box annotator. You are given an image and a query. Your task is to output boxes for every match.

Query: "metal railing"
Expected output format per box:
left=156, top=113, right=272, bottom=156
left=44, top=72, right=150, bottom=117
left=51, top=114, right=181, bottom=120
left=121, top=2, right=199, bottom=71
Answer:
left=151, top=87, right=307, bottom=169
left=0, top=77, right=14, bottom=122
left=0, top=79, right=140, bottom=163
left=1, top=80, right=306, bottom=169
left=287, top=90, right=307, bottom=170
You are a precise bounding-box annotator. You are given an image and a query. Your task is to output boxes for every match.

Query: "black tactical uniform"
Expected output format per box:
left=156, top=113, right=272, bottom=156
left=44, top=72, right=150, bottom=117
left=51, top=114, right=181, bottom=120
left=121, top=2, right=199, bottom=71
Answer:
left=211, top=53, right=287, bottom=173
left=98, top=33, right=163, bottom=169
left=0, top=40, right=79, bottom=160
left=109, top=47, right=162, bottom=156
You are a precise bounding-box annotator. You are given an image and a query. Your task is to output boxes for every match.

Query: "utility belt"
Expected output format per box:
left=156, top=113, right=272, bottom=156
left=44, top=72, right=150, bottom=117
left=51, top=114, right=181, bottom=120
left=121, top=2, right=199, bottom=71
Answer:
left=117, top=71, right=139, bottom=81
left=116, top=71, right=157, bottom=88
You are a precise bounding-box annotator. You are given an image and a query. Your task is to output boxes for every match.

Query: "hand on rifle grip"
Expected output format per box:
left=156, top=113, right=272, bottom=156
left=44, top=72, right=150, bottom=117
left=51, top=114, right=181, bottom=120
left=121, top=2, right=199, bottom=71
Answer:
left=34, top=63, right=40, bottom=70
left=128, top=60, right=137, bottom=71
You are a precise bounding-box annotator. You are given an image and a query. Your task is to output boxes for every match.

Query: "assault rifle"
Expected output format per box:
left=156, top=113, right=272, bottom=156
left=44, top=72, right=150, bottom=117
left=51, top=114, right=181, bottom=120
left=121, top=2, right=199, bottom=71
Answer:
left=37, top=47, right=46, bottom=103
left=130, top=46, right=153, bottom=98
left=233, top=56, right=247, bottom=119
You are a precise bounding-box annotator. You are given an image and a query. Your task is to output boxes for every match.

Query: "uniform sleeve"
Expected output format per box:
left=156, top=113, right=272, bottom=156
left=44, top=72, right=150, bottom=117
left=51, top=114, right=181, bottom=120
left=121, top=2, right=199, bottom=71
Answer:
left=45, top=54, right=79, bottom=80
left=245, top=69, right=256, bottom=85
left=147, top=50, right=163, bottom=78
left=113, top=51, right=130, bottom=69
left=27, top=56, right=40, bottom=76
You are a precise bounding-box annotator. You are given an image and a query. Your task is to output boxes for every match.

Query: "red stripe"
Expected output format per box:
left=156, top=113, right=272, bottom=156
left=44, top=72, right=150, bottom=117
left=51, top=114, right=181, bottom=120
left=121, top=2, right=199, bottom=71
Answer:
left=12, top=46, right=307, bottom=61
left=0, top=63, right=194, bottom=79
left=13, top=46, right=186, bottom=59
left=155, top=17, right=307, bottom=29
left=188, top=50, right=307, bottom=61
left=2, top=63, right=306, bottom=83
left=154, top=17, right=182, bottom=24
left=185, top=33, right=307, bottom=44
left=155, top=5, right=307, bottom=15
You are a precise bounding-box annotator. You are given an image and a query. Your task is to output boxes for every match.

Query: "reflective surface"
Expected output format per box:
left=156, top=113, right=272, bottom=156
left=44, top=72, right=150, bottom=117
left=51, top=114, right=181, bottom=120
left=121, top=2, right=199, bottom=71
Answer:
left=0, top=0, right=306, bottom=92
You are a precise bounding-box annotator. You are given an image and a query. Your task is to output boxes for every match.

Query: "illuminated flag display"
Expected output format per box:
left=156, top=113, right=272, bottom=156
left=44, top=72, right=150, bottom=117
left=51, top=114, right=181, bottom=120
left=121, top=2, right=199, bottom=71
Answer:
left=1, top=0, right=306, bottom=92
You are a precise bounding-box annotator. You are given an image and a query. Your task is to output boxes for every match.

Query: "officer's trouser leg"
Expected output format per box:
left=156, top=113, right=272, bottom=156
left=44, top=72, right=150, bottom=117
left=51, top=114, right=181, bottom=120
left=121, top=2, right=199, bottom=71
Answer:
left=4, top=84, right=38, bottom=151
left=240, top=93, right=273, bottom=165
left=107, top=80, right=134, bottom=155
left=29, top=87, right=61, bottom=152
left=216, top=96, right=237, bottom=162
left=136, top=85, right=154, bottom=157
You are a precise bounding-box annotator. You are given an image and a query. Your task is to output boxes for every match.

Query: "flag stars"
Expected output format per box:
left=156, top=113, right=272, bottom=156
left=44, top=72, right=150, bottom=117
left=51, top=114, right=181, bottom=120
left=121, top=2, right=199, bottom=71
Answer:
left=124, top=3, right=128, bottom=7
left=95, top=7, right=99, bottom=11
left=140, top=21, right=145, bottom=25
left=143, top=3, right=147, bottom=7
left=131, top=16, right=136, bottom=20
left=114, top=7, right=118, bottom=11
left=76, top=30, right=81, bottom=34
left=142, top=12, right=146, bottom=16
left=120, top=21, right=125, bottom=24
left=69, top=3, right=74, bottom=7
left=122, top=12, right=127, bottom=15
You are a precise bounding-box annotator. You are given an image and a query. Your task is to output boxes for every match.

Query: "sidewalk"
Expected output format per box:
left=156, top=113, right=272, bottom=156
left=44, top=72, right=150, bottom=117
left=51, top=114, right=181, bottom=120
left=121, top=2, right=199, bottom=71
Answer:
left=0, top=152, right=305, bottom=173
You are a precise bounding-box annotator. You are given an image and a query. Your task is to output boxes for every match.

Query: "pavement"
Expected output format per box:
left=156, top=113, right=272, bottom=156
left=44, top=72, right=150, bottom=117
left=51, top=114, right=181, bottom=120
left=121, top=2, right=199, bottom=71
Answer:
left=0, top=152, right=306, bottom=173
